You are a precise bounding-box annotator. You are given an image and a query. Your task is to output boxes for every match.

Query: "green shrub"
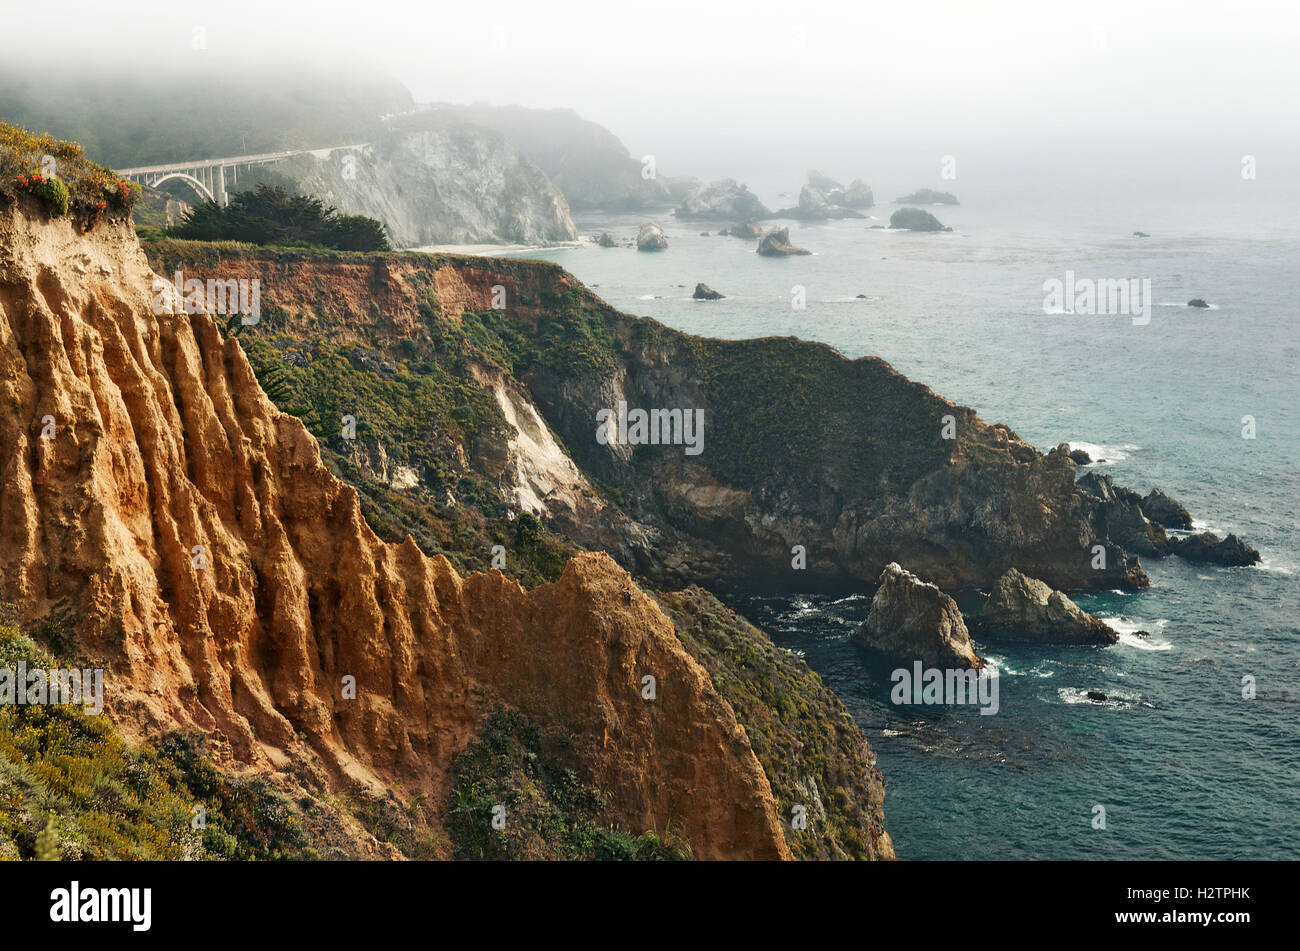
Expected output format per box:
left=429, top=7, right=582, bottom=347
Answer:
left=446, top=705, right=692, bottom=861
left=171, top=184, right=389, bottom=251
left=30, top=599, right=77, bottom=659
left=32, top=176, right=70, bottom=216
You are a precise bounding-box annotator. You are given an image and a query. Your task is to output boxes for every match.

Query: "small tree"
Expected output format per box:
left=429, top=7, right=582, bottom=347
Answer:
left=328, top=214, right=391, bottom=251
left=172, top=183, right=389, bottom=250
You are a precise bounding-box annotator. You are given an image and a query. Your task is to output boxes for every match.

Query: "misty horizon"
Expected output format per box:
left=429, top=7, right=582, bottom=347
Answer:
left=2, top=0, right=1298, bottom=201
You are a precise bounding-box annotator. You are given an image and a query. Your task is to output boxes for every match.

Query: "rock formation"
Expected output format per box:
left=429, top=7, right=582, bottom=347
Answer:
left=1142, top=488, right=1193, bottom=529
left=855, top=564, right=983, bottom=669
left=1188, top=298, right=1210, bottom=308
left=773, top=173, right=873, bottom=219
left=840, top=180, right=875, bottom=208
left=636, top=221, right=668, bottom=251
left=807, top=170, right=842, bottom=192
left=976, top=569, right=1118, bottom=645
left=676, top=179, right=771, bottom=221
left=1077, top=471, right=1170, bottom=557
left=693, top=283, right=725, bottom=300
left=889, top=208, right=951, bottom=232
left=1076, top=472, right=1259, bottom=567
left=797, top=186, right=833, bottom=218
left=723, top=220, right=765, bottom=239
left=800, top=173, right=873, bottom=209
left=757, top=226, right=812, bottom=256
left=1168, top=532, right=1261, bottom=566
left=277, top=122, right=577, bottom=248
left=775, top=185, right=866, bottom=221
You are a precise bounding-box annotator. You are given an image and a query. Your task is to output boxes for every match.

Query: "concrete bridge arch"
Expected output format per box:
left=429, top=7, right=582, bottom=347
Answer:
left=147, top=172, right=215, bottom=204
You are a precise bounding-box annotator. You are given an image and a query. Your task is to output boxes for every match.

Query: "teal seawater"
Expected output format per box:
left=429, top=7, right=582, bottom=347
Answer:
left=511, top=191, right=1299, bottom=859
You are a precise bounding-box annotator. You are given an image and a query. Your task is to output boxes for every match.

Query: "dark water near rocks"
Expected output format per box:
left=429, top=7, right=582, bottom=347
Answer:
left=505, top=184, right=1300, bottom=859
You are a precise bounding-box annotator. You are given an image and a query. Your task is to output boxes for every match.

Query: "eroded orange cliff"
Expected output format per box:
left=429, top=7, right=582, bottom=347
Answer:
left=0, top=198, right=790, bottom=859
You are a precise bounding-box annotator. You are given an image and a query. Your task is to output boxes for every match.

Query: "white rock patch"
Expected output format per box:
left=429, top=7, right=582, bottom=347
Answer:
left=489, top=379, right=589, bottom=517
left=390, top=465, right=420, bottom=490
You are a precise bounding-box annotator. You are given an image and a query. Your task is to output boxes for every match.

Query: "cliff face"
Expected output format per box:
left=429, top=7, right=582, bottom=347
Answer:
left=279, top=123, right=578, bottom=248
left=660, top=587, right=892, bottom=859
left=519, top=303, right=1150, bottom=594
left=432, top=103, right=696, bottom=211
left=0, top=197, right=789, bottom=860
left=144, top=243, right=1151, bottom=596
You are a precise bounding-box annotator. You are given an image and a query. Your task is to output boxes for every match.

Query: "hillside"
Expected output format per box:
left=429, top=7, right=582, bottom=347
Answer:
left=0, top=186, right=813, bottom=859
left=434, top=103, right=697, bottom=211
left=273, top=121, right=579, bottom=247
left=144, top=241, right=1152, bottom=594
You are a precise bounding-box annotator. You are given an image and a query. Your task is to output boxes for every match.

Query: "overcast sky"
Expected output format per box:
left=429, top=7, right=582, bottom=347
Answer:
left=8, top=0, right=1299, bottom=186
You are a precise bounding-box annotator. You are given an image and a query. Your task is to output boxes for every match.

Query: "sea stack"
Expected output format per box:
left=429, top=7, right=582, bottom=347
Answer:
left=889, top=208, right=951, bottom=232
left=1168, top=532, right=1261, bottom=566
left=637, top=221, right=668, bottom=251
left=854, top=563, right=984, bottom=669
left=756, top=226, right=812, bottom=256
left=976, top=568, right=1119, bottom=645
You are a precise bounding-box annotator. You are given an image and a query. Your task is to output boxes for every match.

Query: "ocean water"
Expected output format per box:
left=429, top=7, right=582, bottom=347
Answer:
left=505, top=183, right=1300, bottom=859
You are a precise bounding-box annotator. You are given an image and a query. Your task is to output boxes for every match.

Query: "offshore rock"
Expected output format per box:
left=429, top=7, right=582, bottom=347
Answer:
left=676, top=179, right=771, bottom=221
left=757, top=226, right=812, bottom=256
left=1169, top=532, right=1261, bottom=566
left=976, top=568, right=1118, bottom=645
left=636, top=221, right=669, bottom=251
left=889, top=208, right=951, bottom=232
left=854, top=563, right=983, bottom=669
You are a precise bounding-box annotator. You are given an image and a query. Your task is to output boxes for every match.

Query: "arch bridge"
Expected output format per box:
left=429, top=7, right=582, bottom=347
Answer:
left=116, top=144, right=369, bottom=207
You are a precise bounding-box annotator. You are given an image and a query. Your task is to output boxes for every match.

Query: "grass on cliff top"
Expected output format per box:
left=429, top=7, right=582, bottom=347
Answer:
left=690, top=335, right=961, bottom=492
left=0, top=122, right=139, bottom=219
left=227, top=318, right=571, bottom=587
left=142, top=235, right=571, bottom=278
